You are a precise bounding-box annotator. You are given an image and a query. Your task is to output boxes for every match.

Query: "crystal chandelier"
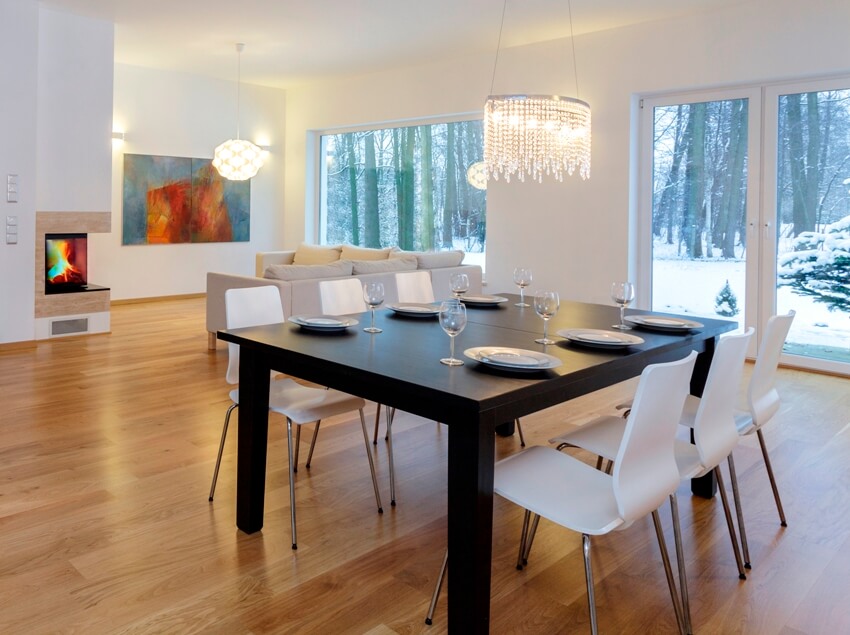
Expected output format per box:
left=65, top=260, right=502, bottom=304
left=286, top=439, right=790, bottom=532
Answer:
left=484, top=94, right=591, bottom=182
left=213, top=43, right=264, bottom=181
left=484, top=0, right=591, bottom=183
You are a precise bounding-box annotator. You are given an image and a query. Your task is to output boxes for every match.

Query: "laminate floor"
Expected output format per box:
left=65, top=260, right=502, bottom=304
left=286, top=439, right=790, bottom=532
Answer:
left=1, top=297, right=848, bottom=633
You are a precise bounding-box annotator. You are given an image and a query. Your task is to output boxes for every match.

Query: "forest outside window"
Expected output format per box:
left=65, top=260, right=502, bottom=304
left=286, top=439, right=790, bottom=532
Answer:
left=319, top=119, right=486, bottom=263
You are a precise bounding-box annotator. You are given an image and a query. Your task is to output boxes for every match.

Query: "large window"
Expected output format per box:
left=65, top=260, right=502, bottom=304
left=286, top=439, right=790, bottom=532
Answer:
left=319, top=120, right=486, bottom=263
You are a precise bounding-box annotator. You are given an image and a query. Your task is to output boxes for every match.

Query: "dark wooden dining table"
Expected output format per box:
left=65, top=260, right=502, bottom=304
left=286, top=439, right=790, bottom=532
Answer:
left=218, top=295, right=736, bottom=634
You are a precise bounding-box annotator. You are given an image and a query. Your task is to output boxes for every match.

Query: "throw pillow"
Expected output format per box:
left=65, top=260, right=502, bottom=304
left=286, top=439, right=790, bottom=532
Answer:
left=391, top=249, right=465, bottom=269
left=264, top=260, right=353, bottom=281
left=350, top=256, right=418, bottom=275
left=340, top=245, right=393, bottom=261
left=293, top=242, right=342, bottom=265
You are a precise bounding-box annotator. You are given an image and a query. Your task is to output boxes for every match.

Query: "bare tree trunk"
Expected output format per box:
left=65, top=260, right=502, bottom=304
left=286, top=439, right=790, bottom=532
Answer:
left=420, top=126, right=435, bottom=250
left=363, top=132, right=380, bottom=247
left=442, top=124, right=457, bottom=248
left=346, top=134, right=360, bottom=245
left=682, top=102, right=707, bottom=258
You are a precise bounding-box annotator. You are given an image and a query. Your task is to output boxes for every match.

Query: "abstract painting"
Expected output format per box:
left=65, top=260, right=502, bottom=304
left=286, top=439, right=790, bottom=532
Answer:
left=122, top=154, right=250, bottom=244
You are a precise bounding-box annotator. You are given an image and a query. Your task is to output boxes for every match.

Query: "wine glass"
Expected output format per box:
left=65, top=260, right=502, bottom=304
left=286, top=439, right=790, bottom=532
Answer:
left=513, top=267, right=533, bottom=307
left=439, top=300, right=467, bottom=366
left=450, top=273, right=470, bottom=299
left=533, top=290, right=560, bottom=344
left=363, top=281, right=385, bottom=333
left=611, top=282, right=635, bottom=330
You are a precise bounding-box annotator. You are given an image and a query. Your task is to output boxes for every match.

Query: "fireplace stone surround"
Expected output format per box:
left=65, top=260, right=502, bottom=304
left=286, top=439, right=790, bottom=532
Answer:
left=35, top=211, right=111, bottom=339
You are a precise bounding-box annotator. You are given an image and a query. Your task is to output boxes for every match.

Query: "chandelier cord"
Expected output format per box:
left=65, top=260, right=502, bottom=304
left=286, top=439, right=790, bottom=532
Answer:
left=235, top=43, right=244, bottom=140
left=489, top=0, right=508, bottom=95
left=568, top=0, right=580, bottom=98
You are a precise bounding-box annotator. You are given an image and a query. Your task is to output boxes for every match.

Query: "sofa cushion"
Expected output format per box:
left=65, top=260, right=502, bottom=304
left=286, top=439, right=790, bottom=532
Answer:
left=264, top=259, right=353, bottom=281
left=340, top=245, right=393, bottom=261
left=391, top=249, right=465, bottom=269
left=293, top=242, right=342, bottom=264
left=349, top=255, right=418, bottom=275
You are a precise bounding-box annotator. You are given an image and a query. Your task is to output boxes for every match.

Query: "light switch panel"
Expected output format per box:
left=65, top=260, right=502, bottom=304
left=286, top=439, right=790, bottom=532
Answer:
left=6, top=174, right=19, bottom=203
left=6, top=232, right=18, bottom=244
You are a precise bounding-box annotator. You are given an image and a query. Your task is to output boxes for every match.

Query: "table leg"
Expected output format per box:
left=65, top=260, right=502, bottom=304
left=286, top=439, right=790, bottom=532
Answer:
left=447, top=412, right=496, bottom=634
left=690, top=336, right=718, bottom=499
left=236, top=347, right=271, bottom=534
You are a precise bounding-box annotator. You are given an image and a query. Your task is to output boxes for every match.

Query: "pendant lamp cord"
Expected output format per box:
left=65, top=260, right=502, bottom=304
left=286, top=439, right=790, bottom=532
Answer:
left=568, top=0, right=580, bottom=98
left=235, top=42, right=244, bottom=140
left=489, top=0, right=508, bottom=95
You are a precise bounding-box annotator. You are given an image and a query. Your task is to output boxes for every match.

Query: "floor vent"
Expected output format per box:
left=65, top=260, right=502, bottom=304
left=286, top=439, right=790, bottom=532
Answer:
left=51, top=317, right=89, bottom=336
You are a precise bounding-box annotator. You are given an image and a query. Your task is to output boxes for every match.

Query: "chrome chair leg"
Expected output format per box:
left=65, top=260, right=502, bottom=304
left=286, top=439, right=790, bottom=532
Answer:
left=305, top=421, right=321, bottom=469
left=670, top=494, right=692, bottom=635
left=756, top=428, right=787, bottom=526
left=652, top=509, right=687, bottom=635
left=515, top=418, right=526, bottom=447
left=293, top=424, right=302, bottom=473
left=726, top=452, right=751, bottom=569
left=424, top=549, right=449, bottom=625
left=522, top=513, right=541, bottom=565
left=714, top=465, right=746, bottom=580
left=209, top=403, right=237, bottom=501
left=286, top=418, right=298, bottom=550
left=358, top=409, right=383, bottom=514
left=386, top=406, right=396, bottom=506
left=372, top=403, right=381, bottom=444
left=516, top=509, right=531, bottom=570
left=582, top=534, right=598, bottom=635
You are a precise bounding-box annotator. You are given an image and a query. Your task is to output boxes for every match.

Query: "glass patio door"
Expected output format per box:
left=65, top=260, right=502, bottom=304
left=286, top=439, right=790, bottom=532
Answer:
left=638, top=89, right=762, bottom=350
left=764, top=80, right=850, bottom=372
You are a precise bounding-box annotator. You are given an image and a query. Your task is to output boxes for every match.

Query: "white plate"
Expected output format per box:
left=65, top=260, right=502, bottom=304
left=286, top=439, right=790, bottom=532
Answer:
left=459, top=295, right=509, bottom=306
left=556, top=328, right=645, bottom=349
left=288, top=315, right=358, bottom=331
left=387, top=303, right=440, bottom=317
left=464, top=347, right=562, bottom=371
left=624, top=315, right=704, bottom=332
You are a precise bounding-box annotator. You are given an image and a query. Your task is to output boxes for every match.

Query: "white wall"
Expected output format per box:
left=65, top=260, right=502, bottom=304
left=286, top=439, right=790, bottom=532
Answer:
left=92, top=64, right=287, bottom=300
left=283, top=0, right=850, bottom=304
left=37, top=7, right=113, bottom=212
left=0, top=3, right=113, bottom=344
left=0, top=0, right=38, bottom=344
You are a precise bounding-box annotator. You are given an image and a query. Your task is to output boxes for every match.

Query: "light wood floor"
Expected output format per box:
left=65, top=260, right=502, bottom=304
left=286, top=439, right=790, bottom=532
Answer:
left=2, top=297, right=849, bottom=634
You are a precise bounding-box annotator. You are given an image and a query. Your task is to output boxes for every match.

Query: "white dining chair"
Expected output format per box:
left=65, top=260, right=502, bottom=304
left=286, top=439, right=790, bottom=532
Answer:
left=209, top=285, right=384, bottom=550
left=426, top=351, right=699, bottom=633
left=319, top=277, right=367, bottom=316
left=317, top=278, right=402, bottom=506
left=395, top=270, right=435, bottom=304
left=551, top=329, right=754, bottom=592
left=734, top=311, right=795, bottom=527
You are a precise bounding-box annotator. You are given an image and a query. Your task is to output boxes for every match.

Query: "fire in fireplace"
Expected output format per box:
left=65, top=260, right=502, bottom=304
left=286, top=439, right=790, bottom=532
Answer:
left=45, top=233, right=88, bottom=294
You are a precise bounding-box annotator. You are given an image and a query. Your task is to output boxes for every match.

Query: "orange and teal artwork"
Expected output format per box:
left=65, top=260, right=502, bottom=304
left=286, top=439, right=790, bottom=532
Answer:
left=122, top=154, right=250, bottom=244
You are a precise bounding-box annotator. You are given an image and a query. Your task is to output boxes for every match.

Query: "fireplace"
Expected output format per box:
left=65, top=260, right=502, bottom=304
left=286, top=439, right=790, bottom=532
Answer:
left=45, top=233, right=88, bottom=294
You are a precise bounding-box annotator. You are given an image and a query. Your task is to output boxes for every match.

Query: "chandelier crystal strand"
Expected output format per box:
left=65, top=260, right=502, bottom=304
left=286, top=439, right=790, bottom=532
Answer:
left=213, top=42, right=265, bottom=181
left=484, top=95, right=591, bottom=183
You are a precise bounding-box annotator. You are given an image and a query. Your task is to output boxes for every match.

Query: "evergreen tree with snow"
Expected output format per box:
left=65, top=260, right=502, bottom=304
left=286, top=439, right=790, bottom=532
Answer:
left=715, top=280, right=740, bottom=317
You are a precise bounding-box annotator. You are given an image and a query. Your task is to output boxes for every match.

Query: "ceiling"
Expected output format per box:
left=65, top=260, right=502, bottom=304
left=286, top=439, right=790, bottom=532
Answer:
left=39, top=0, right=747, bottom=89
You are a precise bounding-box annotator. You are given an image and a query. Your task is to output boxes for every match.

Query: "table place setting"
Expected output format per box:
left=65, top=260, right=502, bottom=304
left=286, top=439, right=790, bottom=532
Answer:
left=623, top=315, right=704, bottom=332
left=556, top=328, right=645, bottom=349
left=386, top=303, right=441, bottom=317
left=464, top=346, right=562, bottom=372
left=288, top=315, right=359, bottom=332
left=458, top=294, right=509, bottom=307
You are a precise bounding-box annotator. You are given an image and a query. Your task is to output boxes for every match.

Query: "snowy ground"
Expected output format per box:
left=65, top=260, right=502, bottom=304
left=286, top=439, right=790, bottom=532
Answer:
left=653, top=256, right=850, bottom=364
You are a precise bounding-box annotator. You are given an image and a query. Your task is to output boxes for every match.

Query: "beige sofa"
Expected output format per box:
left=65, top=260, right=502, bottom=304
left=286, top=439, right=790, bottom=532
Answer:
left=206, top=244, right=483, bottom=349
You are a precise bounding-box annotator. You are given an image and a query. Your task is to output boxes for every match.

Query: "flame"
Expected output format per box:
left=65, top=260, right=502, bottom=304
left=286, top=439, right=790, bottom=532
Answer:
left=46, top=240, right=85, bottom=284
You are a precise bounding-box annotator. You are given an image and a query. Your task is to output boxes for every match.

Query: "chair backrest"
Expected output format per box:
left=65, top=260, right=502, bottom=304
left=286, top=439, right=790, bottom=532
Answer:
left=748, top=311, right=795, bottom=428
left=693, top=328, right=754, bottom=469
left=395, top=271, right=435, bottom=304
left=224, top=286, right=285, bottom=385
left=319, top=278, right=367, bottom=316
left=613, top=350, right=697, bottom=522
